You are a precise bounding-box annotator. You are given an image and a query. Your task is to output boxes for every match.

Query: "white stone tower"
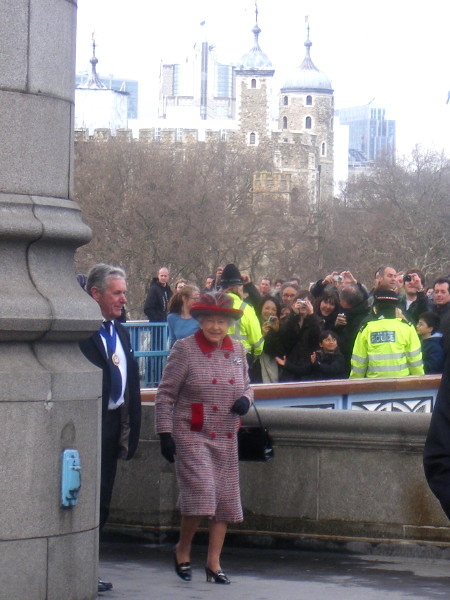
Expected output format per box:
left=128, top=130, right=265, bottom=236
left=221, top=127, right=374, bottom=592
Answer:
left=277, top=21, right=334, bottom=205
left=235, top=7, right=275, bottom=146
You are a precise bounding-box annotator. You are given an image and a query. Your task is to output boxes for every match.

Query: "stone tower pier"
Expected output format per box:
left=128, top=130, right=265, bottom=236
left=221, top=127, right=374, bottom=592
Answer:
left=0, top=2, right=101, bottom=599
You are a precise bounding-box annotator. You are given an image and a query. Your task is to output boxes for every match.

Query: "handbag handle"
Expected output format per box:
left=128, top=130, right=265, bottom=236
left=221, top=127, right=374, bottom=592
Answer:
left=248, top=402, right=265, bottom=429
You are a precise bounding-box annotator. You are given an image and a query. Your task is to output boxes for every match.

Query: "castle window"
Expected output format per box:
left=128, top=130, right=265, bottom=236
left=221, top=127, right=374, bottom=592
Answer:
left=305, top=117, right=312, bottom=129
left=154, top=128, right=161, bottom=141
left=283, top=95, right=288, bottom=106
left=220, top=129, right=228, bottom=142
left=283, top=116, right=288, bottom=129
left=249, top=132, right=256, bottom=145
left=306, top=95, right=312, bottom=106
left=251, top=78, right=257, bottom=89
left=321, top=142, right=326, bottom=156
left=176, top=127, right=183, bottom=142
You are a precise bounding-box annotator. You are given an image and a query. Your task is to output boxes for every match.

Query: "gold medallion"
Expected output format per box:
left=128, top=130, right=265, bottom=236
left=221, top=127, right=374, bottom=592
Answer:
left=111, top=353, right=120, bottom=366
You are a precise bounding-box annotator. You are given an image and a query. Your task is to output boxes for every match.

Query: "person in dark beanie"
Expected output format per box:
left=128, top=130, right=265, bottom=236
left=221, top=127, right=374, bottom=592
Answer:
left=350, top=287, right=424, bottom=378
left=220, top=263, right=263, bottom=373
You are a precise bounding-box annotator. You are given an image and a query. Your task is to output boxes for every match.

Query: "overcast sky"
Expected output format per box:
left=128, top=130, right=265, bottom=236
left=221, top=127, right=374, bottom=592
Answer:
left=76, top=0, right=450, bottom=157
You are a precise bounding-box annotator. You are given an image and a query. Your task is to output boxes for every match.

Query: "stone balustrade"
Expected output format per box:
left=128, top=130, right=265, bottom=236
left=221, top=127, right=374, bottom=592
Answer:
left=108, top=376, right=450, bottom=553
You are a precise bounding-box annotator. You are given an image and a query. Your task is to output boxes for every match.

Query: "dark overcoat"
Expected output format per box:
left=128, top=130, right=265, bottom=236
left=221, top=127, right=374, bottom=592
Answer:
left=423, top=353, right=450, bottom=518
left=79, top=320, right=141, bottom=460
left=155, top=329, right=253, bottom=522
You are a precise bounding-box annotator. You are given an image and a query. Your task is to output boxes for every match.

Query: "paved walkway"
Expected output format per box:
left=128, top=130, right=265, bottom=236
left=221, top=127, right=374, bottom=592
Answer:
left=99, top=540, right=450, bottom=599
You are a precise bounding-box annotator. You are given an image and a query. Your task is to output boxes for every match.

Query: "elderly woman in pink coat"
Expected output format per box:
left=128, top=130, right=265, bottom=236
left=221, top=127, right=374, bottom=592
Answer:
left=156, top=292, right=253, bottom=585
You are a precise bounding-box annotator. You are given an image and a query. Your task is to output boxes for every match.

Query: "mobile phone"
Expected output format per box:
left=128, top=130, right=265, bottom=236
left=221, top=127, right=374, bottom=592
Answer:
left=267, top=315, right=276, bottom=324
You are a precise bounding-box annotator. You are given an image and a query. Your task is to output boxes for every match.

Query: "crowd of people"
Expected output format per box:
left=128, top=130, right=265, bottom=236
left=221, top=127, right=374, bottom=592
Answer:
left=78, top=261, right=449, bottom=591
left=143, top=264, right=450, bottom=382
left=149, top=263, right=449, bottom=585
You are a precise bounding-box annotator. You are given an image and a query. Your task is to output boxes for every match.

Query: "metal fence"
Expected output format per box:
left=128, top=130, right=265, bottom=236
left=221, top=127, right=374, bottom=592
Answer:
left=122, top=321, right=169, bottom=388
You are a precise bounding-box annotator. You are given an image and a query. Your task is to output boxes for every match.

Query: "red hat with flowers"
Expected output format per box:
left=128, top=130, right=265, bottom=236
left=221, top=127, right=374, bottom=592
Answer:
left=190, top=292, right=243, bottom=320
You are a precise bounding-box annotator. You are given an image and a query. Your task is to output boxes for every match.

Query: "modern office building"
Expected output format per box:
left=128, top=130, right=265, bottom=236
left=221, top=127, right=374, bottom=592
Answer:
left=159, top=44, right=235, bottom=121
left=336, top=104, right=396, bottom=171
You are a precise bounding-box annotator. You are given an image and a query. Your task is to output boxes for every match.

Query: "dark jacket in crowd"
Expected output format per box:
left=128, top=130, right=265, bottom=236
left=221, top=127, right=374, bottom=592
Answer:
left=283, top=348, right=346, bottom=381
left=423, top=353, right=450, bottom=518
left=336, top=301, right=371, bottom=377
left=422, top=334, right=445, bottom=374
left=433, top=302, right=450, bottom=356
left=398, top=291, right=431, bottom=325
left=264, top=312, right=322, bottom=382
left=242, top=281, right=261, bottom=310
left=143, top=278, right=173, bottom=322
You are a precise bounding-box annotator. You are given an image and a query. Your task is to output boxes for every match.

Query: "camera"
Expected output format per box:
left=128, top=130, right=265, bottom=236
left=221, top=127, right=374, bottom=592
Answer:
left=298, top=300, right=307, bottom=307
left=403, top=275, right=412, bottom=283
left=267, top=315, right=276, bottom=324
left=333, top=274, right=344, bottom=282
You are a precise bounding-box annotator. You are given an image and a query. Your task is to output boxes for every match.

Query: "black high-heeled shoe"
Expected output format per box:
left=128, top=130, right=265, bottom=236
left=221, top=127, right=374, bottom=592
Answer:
left=173, top=549, right=191, bottom=581
left=205, top=566, right=230, bottom=584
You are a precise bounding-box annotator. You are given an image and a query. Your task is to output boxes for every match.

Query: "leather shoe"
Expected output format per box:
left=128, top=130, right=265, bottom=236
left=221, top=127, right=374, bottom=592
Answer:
left=98, top=577, right=113, bottom=592
left=173, top=548, right=191, bottom=581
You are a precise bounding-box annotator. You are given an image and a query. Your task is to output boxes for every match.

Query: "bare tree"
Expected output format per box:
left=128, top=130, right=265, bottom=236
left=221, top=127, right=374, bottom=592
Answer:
left=325, top=147, right=450, bottom=285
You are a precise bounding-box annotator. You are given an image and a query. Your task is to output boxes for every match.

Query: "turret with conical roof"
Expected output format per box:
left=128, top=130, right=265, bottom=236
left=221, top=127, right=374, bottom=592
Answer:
left=75, top=38, right=128, bottom=134
left=275, top=20, right=334, bottom=206
left=78, top=38, right=107, bottom=90
left=239, top=15, right=273, bottom=71
left=235, top=5, right=275, bottom=145
left=281, top=24, right=333, bottom=94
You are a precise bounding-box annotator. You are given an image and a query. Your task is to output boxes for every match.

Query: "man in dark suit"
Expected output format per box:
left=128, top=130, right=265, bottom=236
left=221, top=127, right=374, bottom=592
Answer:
left=79, top=263, right=141, bottom=593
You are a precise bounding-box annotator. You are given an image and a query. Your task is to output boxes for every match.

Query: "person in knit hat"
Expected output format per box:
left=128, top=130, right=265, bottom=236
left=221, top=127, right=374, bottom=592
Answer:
left=156, top=292, right=252, bottom=584
left=220, top=264, right=264, bottom=374
left=350, top=286, right=424, bottom=378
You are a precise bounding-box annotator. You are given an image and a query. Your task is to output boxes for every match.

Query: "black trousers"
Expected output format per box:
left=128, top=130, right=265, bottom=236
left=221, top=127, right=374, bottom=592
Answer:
left=100, top=408, right=122, bottom=532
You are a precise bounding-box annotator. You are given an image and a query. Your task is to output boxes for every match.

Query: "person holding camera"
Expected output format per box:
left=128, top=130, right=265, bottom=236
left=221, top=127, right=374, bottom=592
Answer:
left=250, top=294, right=282, bottom=383
left=265, top=290, right=322, bottom=382
left=310, top=270, right=358, bottom=298
left=397, top=269, right=431, bottom=325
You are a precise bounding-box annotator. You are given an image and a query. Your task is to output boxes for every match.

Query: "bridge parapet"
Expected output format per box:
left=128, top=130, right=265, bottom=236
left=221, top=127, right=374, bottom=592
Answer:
left=109, top=376, right=450, bottom=552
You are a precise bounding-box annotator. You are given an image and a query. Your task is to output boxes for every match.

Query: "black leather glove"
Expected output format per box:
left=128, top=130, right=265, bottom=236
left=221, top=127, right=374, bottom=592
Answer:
left=230, top=396, right=250, bottom=416
left=159, top=432, right=176, bottom=463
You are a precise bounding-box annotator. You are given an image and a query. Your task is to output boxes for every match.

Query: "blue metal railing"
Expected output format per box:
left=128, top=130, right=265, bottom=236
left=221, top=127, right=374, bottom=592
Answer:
left=122, top=321, right=169, bottom=388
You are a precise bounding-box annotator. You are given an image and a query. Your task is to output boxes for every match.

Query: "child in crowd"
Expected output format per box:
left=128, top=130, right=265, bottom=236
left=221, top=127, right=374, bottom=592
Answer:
left=416, top=311, right=445, bottom=374
left=276, top=330, right=346, bottom=380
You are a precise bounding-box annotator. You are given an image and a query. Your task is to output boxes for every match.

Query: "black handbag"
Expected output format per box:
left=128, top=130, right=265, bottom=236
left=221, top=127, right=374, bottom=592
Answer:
left=238, top=403, right=273, bottom=462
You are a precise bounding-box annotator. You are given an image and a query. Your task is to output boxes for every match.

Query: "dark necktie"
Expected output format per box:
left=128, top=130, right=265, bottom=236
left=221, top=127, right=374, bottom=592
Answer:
left=100, top=321, right=123, bottom=403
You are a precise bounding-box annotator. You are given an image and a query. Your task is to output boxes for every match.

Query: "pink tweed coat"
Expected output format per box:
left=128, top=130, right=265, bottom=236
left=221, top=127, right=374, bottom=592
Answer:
left=155, top=329, right=253, bottom=522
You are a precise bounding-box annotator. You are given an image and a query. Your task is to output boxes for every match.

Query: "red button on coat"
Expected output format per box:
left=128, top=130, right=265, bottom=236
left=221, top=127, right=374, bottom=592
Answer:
left=224, top=353, right=230, bottom=359
left=229, top=379, right=235, bottom=384
left=212, top=378, right=217, bottom=384
left=207, top=354, right=212, bottom=358
left=227, top=433, right=233, bottom=439
left=211, top=432, right=217, bottom=439
left=213, top=406, right=218, bottom=411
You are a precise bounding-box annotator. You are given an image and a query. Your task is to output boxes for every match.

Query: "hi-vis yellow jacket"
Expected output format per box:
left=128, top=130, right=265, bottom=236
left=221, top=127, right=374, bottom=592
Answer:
left=350, top=317, right=424, bottom=378
left=226, top=292, right=264, bottom=357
